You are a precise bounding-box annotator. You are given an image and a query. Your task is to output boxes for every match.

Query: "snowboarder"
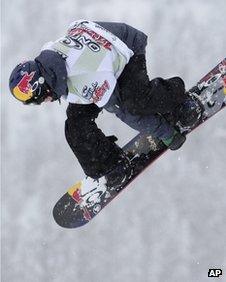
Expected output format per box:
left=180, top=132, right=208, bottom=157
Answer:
left=9, top=20, right=203, bottom=187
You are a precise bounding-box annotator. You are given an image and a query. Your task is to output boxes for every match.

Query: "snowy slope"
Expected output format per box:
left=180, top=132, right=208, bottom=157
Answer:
left=2, top=0, right=226, bottom=282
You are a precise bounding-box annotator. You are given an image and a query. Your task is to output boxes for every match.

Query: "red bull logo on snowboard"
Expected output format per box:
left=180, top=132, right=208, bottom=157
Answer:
left=68, top=181, right=83, bottom=204
left=13, top=71, right=35, bottom=102
left=68, top=182, right=92, bottom=220
left=223, top=77, right=226, bottom=95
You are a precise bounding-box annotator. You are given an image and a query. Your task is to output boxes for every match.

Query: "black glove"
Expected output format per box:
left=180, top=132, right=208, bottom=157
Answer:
left=106, top=135, right=118, bottom=143
left=162, top=130, right=186, bottom=151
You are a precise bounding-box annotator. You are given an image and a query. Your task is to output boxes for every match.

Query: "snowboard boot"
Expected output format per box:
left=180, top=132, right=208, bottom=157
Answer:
left=105, top=153, right=133, bottom=190
left=176, top=94, right=204, bottom=128
left=164, top=93, right=204, bottom=129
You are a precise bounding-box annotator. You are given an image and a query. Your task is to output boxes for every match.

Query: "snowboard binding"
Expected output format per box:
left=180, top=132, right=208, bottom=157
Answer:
left=105, top=153, right=133, bottom=191
left=176, top=93, right=204, bottom=129
left=163, top=92, right=204, bottom=132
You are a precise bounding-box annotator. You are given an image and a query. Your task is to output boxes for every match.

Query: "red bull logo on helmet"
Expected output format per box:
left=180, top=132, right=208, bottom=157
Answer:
left=13, top=71, right=35, bottom=102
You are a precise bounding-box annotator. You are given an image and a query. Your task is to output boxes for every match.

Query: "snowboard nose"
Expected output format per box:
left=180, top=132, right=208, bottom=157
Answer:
left=53, top=193, right=90, bottom=228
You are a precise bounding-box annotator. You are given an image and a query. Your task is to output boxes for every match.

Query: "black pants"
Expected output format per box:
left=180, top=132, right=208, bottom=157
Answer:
left=117, top=55, right=187, bottom=116
left=104, top=54, right=187, bottom=139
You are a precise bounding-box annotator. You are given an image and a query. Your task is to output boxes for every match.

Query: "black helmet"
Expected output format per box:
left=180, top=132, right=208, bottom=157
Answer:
left=9, top=60, right=52, bottom=105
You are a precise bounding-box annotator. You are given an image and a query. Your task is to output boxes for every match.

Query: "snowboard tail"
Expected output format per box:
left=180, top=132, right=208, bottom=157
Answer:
left=53, top=58, right=226, bottom=228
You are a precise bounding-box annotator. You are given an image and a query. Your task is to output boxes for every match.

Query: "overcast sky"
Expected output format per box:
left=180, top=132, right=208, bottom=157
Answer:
left=2, top=1, right=226, bottom=281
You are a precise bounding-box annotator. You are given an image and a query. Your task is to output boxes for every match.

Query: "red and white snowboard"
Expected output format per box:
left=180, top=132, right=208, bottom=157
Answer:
left=53, top=58, right=226, bottom=228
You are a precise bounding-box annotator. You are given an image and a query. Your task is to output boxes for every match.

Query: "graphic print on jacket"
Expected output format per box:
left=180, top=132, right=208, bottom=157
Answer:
left=42, top=19, right=134, bottom=107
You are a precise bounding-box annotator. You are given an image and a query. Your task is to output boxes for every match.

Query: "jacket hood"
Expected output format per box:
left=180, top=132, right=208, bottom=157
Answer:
left=35, top=50, right=68, bottom=99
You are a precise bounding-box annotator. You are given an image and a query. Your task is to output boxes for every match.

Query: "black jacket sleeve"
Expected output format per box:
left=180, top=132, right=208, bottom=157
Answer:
left=96, top=22, right=148, bottom=55
left=65, top=103, right=123, bottom=179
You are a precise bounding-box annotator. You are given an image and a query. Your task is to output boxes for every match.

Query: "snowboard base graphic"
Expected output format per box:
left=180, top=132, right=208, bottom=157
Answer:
left=53, top=58, right=226, bottom=228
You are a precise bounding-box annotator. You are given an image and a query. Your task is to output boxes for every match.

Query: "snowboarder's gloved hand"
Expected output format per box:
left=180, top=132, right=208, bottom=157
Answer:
left=106, top=135, right=118, bottom=143
left=105, top=154, right=132, bottom=189
left=161, top=130, right=186, bottom=151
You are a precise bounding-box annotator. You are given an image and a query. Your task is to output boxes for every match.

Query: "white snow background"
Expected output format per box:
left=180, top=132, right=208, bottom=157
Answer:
left=1, top=0, right=226, bottom=281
